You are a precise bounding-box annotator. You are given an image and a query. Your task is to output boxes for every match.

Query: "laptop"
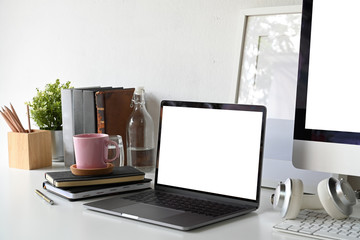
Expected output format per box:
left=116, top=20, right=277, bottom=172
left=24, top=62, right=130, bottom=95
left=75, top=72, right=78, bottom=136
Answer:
left=84, top=100, right=266, bottom=230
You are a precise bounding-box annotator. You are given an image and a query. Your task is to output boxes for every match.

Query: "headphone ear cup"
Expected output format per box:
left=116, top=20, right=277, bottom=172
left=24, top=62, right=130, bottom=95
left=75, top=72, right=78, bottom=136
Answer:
left=283, top=179, right=303, bottom=219
left=271, top=178, right=303, bottom=219
left=317, top=178, right=356, bottom=219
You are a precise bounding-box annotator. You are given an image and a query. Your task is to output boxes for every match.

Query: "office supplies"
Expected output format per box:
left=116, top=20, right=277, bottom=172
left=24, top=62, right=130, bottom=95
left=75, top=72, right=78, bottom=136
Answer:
left=43, top=179, right=151, bottom=200
left=0, top=104, right=26, bottom=133
left=0, top=169, right=305, bottom=240
left=27, top=104, right=31, bottom=133
left=0, top=110, right=17, bottom=132
left=273, top=209, right=360, bottom=240
left=84, top=100, right=266, bottom=231
left=35, top=189, right=54, bottom=205
left=8, top=130, right=52, bottom=170
left=45, top=166, right=145, bottom=188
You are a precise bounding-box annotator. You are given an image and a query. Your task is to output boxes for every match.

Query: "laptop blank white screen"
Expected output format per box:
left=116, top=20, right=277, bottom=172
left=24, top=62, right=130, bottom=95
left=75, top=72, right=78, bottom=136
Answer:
left=157, top=105, right=263, bottom=200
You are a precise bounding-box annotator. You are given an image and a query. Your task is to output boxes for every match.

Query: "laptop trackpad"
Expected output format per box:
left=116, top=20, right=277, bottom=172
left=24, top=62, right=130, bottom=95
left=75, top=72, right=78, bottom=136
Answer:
left=114, top=203, right=183, bottom=220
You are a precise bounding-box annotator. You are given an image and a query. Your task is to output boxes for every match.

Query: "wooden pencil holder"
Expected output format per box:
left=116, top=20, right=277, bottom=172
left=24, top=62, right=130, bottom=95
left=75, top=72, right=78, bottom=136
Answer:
left=8, top=130, right=52, bottom=170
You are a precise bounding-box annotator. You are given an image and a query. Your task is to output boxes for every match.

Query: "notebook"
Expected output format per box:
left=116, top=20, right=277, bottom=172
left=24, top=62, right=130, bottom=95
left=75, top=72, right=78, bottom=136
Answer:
left=43, top=179, right=151, bottom=200
left=84, top=100, right=266, bottom=231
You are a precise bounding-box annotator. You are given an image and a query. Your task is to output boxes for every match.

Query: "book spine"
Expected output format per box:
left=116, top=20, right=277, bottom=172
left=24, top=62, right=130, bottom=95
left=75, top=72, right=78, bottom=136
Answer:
left=95, top=91, right=106, bottom=133
left=61, top=89, right=75, bottom=167
left=73, top=89, right=84, bottom=135
left=83, top=90, right=97, bottom=133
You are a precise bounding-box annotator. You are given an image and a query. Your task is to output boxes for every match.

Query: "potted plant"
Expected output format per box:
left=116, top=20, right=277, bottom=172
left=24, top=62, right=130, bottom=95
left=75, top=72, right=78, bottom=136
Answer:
left=27, top=79, right=72, bottom=161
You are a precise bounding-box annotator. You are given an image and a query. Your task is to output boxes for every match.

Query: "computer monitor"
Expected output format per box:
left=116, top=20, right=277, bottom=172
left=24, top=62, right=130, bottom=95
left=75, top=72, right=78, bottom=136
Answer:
left=293, top=0, right=360, bottom=177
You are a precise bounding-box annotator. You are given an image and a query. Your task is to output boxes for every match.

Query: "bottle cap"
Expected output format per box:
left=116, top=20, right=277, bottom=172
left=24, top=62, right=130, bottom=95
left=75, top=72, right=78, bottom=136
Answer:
left=135, top=86, right=145, bottom=95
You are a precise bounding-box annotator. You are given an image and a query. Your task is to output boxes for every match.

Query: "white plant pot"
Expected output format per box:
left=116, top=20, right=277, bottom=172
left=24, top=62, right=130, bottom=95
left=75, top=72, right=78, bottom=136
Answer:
left=51, top=130, right=64, bottom=162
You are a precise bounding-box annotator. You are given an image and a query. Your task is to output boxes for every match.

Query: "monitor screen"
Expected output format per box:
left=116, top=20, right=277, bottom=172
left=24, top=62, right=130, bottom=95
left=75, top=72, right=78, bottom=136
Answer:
left=293, top=0, right=360, bottom=176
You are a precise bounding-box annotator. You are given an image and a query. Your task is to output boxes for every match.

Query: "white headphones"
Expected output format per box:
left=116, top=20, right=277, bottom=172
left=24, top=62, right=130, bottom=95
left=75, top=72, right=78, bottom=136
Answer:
left=271, top=177, right=357, bottom=219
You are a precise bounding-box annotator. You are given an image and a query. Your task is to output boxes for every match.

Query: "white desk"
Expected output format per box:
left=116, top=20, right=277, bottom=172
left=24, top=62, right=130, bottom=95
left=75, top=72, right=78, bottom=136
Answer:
left=0, top=163, right=342, bottom=240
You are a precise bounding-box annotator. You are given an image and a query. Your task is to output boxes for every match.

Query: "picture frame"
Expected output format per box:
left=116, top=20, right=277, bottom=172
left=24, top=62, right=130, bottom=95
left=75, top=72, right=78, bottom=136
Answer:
left=236, top=6, right=331, bottom=193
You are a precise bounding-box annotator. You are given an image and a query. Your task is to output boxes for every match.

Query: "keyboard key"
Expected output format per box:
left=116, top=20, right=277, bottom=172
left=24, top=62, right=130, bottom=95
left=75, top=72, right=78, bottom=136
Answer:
left=273, top=222, right=292, bottom=230
left=313, top=230, right=342, bottom=238
left=352, top=225, right=360, bottom=230
left=299, top=227, right=317, bottom=234
left=282, top=219, right=303, bottom=226
left=288, top=226, right=301, bottom=232
left=348, top=232, right=359, bottom=238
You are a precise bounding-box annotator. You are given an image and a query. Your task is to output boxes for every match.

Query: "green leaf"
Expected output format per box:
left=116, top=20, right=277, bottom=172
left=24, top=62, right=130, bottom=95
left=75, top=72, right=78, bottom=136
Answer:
left=27, top=79, right=73, bottom=130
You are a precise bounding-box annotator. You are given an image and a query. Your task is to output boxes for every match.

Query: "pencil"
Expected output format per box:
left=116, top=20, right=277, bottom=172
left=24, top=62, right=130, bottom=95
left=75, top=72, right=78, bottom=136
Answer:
left=0, top=110, right=17, bottom=132
left=10, top=103, right=22, bottom=128
left=27, top=105, right=31, bottom=133
left=0, top=104, right=27, bottom=133
left=4, top=107, right=25, bottom=132
left=35, top=189, right=55, bottom=205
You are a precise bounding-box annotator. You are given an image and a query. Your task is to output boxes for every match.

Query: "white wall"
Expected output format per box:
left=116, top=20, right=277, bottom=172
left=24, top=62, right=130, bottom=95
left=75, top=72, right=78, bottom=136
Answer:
left=0, top=0, right=301, bottom=167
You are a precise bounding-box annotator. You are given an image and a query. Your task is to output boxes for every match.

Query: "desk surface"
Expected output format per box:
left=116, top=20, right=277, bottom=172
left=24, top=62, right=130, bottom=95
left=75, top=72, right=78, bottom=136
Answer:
left=0, top=163, right=346, bottom=240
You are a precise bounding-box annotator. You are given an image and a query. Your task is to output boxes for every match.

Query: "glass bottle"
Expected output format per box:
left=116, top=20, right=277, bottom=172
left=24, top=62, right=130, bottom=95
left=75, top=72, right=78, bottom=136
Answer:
left=126, top=87, right=155, bottom=173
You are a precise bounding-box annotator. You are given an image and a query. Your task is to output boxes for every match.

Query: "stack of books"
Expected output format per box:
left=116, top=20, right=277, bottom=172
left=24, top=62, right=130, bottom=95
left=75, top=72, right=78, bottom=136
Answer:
left=61, top=87, right=135, bottom=167
left=43, top=166, right=151, bottom=200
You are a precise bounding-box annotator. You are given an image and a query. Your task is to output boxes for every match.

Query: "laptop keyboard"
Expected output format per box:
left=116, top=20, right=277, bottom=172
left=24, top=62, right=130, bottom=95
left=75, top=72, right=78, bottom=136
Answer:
left=124, top=191, right=246, bottom=217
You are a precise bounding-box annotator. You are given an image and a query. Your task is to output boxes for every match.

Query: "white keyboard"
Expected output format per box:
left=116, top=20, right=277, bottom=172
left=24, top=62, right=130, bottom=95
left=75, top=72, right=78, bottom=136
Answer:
left=273, top=209, right=360, bottom=240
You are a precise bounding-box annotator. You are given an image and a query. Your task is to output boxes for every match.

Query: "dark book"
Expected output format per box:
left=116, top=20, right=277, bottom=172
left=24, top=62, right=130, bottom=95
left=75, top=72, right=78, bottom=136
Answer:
left=45, top=166, right=145, bottom=188
left=95, top=88, right=135, bottom=164
left=43, top=178, right=151, bottom=200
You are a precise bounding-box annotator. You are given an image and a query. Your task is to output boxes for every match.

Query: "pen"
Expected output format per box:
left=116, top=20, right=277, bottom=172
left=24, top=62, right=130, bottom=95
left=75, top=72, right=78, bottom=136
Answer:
left=35, top=189, right=54, bottom=205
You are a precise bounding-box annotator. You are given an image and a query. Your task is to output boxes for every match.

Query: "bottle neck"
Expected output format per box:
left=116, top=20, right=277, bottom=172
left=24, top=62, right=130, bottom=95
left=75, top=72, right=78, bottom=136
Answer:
left=132, top=93, right=145, bottom=110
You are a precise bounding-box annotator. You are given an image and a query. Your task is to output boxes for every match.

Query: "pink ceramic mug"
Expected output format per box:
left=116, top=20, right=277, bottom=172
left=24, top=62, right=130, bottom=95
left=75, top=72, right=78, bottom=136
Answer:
left=73, top=133, right=120, bottom=169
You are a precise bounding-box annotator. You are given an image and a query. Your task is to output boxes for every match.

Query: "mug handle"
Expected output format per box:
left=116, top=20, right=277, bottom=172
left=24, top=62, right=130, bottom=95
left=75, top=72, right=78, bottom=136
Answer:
left=104, top=140, right=120, bottom=163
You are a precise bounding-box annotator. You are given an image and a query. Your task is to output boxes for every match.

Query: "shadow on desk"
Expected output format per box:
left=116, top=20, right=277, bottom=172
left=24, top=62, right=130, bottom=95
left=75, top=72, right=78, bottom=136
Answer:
left=192, top=212, right=259, bottom=233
